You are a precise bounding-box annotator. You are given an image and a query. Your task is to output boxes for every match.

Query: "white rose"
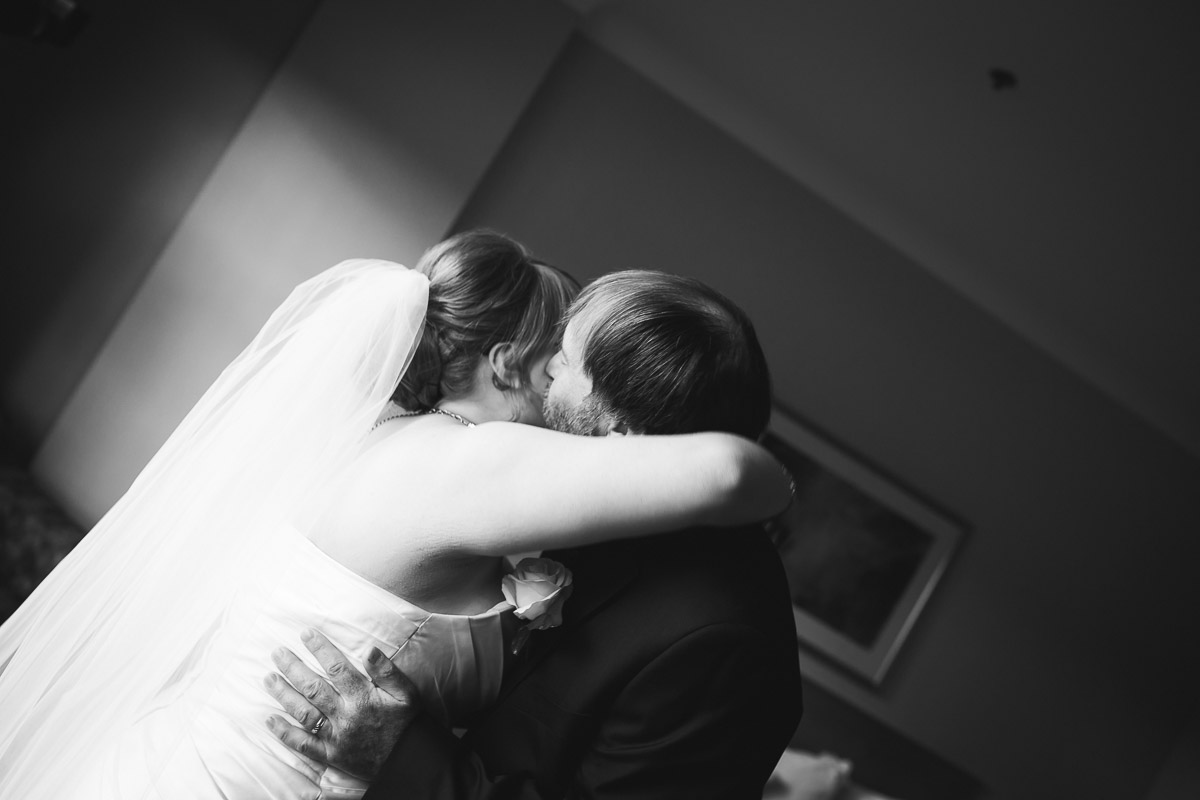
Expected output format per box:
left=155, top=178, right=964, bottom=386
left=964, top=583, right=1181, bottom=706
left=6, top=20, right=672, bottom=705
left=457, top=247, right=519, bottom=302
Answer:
left=502, top=557, right=574, bottom=631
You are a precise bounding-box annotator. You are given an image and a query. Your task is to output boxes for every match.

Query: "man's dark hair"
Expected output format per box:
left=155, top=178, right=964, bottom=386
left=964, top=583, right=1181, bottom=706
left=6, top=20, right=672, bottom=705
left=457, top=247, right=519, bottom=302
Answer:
left=571, top=270, right=771, bottom=439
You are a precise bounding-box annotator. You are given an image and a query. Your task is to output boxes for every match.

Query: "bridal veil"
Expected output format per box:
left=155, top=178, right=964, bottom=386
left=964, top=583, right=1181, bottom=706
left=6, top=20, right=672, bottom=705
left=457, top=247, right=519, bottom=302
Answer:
left=0, top=260, right=428, bottom=795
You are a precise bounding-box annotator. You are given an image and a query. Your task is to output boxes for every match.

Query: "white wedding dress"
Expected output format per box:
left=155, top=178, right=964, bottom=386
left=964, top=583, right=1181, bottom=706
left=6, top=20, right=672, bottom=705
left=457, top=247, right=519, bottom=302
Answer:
left=0, top=261, right=507, bottom=798
left=72, top=524, right=509, bottom=800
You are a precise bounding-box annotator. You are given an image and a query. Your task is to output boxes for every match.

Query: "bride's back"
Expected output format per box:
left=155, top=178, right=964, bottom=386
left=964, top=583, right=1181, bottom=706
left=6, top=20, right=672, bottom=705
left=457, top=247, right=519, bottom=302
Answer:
left=307, top=415, right=509, bottom=615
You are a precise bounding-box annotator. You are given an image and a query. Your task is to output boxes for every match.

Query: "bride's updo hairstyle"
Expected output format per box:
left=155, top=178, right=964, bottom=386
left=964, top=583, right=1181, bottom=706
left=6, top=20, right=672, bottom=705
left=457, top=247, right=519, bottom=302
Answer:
left=393, top=229, right=579, bottom=413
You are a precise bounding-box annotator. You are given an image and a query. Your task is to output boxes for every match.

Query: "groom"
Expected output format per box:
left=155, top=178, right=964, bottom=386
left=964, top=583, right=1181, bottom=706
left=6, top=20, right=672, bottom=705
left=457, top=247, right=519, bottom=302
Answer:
left=268, top=270, right=803, bottom=798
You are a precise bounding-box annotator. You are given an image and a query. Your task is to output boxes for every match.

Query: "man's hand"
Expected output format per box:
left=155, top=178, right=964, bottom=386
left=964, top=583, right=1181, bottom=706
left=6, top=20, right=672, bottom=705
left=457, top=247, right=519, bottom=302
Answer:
left=263, top=629, right=421, bottom=781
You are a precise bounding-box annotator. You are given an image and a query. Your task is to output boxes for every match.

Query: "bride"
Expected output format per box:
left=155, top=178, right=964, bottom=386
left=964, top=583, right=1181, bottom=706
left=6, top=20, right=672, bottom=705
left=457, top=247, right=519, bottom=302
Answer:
left=0, top=230, right=791, bottom=798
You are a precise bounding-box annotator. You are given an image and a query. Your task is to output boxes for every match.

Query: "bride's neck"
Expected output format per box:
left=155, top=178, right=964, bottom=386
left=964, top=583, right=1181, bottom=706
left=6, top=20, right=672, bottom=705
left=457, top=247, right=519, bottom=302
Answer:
left=435, top=393, right=512, bottom=425
left=433, top=357, right=518, bottom=425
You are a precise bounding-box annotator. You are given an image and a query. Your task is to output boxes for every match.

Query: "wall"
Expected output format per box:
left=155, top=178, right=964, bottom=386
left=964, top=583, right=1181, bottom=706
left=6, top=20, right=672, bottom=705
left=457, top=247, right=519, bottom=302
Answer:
left=31, top=0, right=574, bottom=523
left=452, top=37, right=1200, bottom=800
left=1144, top=703, right=1200, bottom=800
left=0, top=0, right=321, bottom=458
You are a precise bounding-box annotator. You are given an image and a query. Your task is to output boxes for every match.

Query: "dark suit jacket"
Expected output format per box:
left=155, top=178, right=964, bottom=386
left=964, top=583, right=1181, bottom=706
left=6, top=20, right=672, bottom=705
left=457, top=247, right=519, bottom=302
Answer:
left=364, top=526, right=803, bottom=799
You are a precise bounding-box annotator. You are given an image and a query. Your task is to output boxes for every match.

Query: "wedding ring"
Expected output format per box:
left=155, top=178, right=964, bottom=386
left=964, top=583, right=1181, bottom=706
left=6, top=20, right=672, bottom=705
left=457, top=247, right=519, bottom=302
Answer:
left=310, top=715, right=327, bottom=736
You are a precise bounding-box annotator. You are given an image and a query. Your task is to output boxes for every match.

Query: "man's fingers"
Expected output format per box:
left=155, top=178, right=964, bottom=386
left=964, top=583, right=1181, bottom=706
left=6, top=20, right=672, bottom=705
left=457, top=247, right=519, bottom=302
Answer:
left=301, top=629, right=368, bottom=697
left=271, top=646, right=340, bottom=715
left=363, top=647, right=420, bottom=709
left=263, top=672, right=327, bottom=732
left=266, top=714, right=329, bottom=762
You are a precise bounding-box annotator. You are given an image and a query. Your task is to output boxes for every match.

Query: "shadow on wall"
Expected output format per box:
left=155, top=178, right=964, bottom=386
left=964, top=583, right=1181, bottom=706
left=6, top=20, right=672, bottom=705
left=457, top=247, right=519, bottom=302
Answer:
left=785, top=680, right=984, bottom=800
left=0, top=458, right=83, bottom=622
left=0, top=0, right=89, bottom=47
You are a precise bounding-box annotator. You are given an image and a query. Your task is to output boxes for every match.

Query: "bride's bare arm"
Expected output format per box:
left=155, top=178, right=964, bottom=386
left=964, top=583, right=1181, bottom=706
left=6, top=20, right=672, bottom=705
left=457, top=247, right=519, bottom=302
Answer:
left=350, top=422, right=793, bottom=558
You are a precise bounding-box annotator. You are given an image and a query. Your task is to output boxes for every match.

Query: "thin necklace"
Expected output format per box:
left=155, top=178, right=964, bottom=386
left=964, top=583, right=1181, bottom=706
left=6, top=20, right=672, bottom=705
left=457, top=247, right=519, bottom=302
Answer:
left=372, top=406, right=476, bottom=430
left=427, top=406, right=476, bottom=427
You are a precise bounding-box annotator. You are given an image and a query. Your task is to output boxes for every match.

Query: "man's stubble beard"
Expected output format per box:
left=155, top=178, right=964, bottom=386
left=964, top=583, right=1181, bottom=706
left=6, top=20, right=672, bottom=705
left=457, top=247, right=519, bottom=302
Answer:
left=543, top=392, right=612, bottom=437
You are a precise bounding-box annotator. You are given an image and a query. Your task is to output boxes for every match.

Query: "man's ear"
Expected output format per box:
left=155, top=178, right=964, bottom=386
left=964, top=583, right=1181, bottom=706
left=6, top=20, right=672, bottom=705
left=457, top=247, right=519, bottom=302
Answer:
left=486, top=342, right=522, bottom=390
left=606, top=418, right=643, bottom=436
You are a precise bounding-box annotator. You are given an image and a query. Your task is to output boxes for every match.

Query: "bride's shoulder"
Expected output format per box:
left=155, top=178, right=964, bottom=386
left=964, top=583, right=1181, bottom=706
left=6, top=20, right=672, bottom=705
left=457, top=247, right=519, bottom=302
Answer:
left=353, top=417, right=488, bottom=485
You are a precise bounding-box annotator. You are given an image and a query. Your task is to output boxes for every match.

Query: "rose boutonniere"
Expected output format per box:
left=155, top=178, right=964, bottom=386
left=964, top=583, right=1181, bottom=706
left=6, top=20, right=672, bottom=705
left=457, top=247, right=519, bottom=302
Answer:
left=501, top=557, right=574, bottom=654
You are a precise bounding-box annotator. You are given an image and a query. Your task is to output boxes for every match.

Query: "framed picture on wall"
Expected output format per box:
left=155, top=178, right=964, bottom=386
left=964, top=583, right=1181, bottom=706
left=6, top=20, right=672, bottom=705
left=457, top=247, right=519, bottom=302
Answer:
left=762, top=408, right=964, bottom=685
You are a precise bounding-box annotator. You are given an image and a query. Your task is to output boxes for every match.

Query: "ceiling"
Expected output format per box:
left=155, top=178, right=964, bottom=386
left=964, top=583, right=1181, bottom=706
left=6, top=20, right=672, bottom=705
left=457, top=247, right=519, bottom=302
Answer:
left=558, top=0, right=1200, bottom=460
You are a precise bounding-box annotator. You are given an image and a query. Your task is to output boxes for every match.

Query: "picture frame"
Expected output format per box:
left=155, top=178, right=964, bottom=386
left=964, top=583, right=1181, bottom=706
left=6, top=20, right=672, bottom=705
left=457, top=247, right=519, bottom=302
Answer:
left=762, top=408, right=963, bottom=685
